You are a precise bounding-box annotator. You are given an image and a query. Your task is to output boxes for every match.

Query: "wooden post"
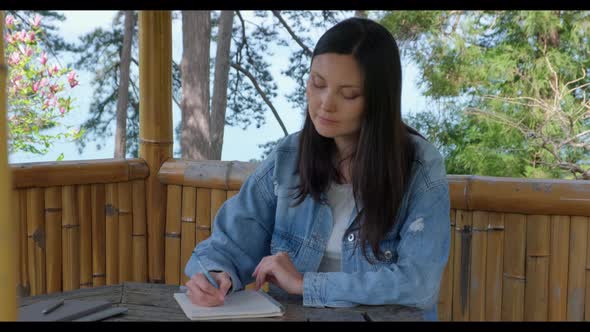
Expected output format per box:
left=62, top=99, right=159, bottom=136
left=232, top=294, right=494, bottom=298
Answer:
left=0, top=10, right=18, bottom=321
left=139, top=11, right=172, bottom=283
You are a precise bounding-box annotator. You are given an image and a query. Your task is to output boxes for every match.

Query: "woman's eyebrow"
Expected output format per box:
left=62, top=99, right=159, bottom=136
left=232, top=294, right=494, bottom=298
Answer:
left=311, top=71, right=361, bottom=89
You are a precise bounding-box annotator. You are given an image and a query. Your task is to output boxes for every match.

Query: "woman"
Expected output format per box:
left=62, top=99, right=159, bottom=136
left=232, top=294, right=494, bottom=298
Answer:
left=184, top=17, right=450, bottom=321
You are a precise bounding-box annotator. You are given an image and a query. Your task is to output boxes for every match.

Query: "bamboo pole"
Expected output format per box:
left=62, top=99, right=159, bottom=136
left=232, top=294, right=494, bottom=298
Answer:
left=139, top=11, right=172, bottom=283
left=158, top=160, right=258, bottom=190
left=91, top=184, right=106, bottom=286
left=469, top=211, right=488, bottom=321
left=0, top=9, right=17, bottom=318
left=164, top=185, right=182, bottom=285
left=132, top=180, right=147, bottom=282
left=44, top=187, right=62, bottom=294
left=118, top=182, right=133, bottom=282
left=196, top=188, right=212, bottom=244
left=548, top=215, right=570, bottom=321
left=567, top=216, right=587, bottom=321
left=11, top=158, right=148, bottom=189
left=437, top=209, right=455, bottom=321
left=18, top=190, right=29, bottom=296
left=501, top=213, right=526, bottom=321
left=524, top=215, right=550, bottom=321
left=586, top=218, right=590, bottom=321
left=26, top=188, right=45, bottom=296
left=452, top=210, right=472, bottom=321
left=484, top=212, right=504, bottom=321
left=210, top=189, right=227, bottom=233
left=105, top=183, right=119, bottom=285
left=13, top=190, right=24, bottom=297
left=61, top=185, right=80, bottom=292
left=78, top=184, right=92, bottom=289
left=181, top=187, right=197, bottom=284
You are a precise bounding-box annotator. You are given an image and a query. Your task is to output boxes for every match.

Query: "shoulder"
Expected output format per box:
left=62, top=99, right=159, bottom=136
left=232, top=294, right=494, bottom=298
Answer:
left=252, top=131, right=301, bottom=183
left=408, top=134, right=447, bottom=191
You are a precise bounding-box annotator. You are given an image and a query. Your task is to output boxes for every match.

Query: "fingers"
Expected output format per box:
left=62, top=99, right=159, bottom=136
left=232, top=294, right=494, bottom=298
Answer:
left=185, top=273, right=224, bottom=306
left=214, top=272, right=232, bottom=296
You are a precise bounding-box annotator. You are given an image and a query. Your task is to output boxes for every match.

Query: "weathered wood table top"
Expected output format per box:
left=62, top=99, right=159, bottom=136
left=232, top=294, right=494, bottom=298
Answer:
left=18, top=282, right=423, bottom=321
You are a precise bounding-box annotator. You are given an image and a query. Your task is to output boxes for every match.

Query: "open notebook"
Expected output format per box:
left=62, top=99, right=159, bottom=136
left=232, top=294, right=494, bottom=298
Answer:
left=174, top=290, right=285, bottom=320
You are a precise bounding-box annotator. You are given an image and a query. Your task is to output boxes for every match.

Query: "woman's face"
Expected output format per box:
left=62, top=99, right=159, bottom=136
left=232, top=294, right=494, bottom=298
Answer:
left=306, top=53, right=365, bottom=141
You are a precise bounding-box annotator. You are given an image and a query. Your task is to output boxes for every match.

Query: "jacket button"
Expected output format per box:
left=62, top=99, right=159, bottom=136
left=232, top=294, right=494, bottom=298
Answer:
left=384, top=250, right=393, bottom=260
left=347, top=233, right=355, bottom=242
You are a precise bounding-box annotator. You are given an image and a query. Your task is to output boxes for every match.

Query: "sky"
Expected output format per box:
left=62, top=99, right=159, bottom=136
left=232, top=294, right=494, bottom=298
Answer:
left=8, top=11, right=427, bottom=164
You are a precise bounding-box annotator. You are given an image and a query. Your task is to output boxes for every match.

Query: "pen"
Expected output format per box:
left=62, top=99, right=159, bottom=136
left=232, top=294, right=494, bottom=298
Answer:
left=195, top=256, right=220, bottom=289
left=42, top=299, right=64, bottom=315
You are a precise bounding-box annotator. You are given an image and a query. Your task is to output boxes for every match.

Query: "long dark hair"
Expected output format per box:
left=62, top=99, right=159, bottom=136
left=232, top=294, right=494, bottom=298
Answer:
left=293, top=17, right=418, bottom=263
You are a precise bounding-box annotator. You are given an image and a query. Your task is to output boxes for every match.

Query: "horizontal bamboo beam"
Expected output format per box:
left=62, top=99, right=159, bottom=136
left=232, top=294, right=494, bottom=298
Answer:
left=158, top=159, right=259, bottom=190
left=10, top=159, right=149, bottom=189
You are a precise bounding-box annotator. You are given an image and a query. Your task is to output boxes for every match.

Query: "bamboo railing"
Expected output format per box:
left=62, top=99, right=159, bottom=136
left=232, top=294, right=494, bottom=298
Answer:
left=9, top=159, right=149, bottom=297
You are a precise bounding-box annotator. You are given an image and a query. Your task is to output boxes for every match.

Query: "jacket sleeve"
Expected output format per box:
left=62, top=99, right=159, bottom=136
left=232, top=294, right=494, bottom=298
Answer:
left=184, top=153, right=277, bottom=292
left=302, top=180, right=451, bottom=309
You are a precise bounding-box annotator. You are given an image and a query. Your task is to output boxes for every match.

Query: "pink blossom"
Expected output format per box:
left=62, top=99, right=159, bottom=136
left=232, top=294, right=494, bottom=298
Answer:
left=26, top=31, right=36, bottom=43
left=51, top=64, right=59, bottom=75
left=67, top=70, right=79, bottom=88
left=25, top=46, right=33, bottom=57
left=39, top=52, right=48, bottom=65
left=18, top=30, right=27, bottom=42
left=39, top=78, right=49, bottom=87
left=60, top=107, right=66, bottom=115
left=5, top=15, right=14, bottom=28
left=32, top=14, right=42, bottom=28
left=5, top=34, right=15, bottom=45
left=32, top=81, right=40, bottom=93
left=8, top=52, right=21, bottom=65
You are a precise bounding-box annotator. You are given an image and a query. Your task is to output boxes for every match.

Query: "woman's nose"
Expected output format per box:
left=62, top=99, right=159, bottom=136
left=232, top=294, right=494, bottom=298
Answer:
left=320, top=92, right=336, bottom=112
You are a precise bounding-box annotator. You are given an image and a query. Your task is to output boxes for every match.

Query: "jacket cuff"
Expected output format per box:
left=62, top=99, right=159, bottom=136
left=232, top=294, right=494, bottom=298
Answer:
left=302, top=272, right=328, bottom=307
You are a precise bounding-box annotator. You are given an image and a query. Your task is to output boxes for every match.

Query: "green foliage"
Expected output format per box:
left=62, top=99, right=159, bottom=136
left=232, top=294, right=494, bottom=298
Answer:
left=382, top=10, right=590, bottom=179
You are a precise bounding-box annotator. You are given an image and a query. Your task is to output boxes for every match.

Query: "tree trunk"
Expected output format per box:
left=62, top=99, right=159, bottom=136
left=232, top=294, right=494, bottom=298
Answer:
left=114, top=11, right=134, bottom=159
left=209, top=10, right=234, bottom=160
left=181, top=11, right=211, bottom=160
left=354, top=11, right=367, bottom=18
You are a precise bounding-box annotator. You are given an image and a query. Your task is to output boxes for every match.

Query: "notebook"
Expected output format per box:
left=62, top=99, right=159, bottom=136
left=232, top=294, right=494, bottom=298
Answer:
left=18, top=299, right=113, bottom=321
left=174, top=290, right=285, bottom=320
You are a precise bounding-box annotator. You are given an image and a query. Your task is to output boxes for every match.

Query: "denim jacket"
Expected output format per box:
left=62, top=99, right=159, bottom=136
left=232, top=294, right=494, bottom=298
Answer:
left=185, top=131, right=450, bottom=320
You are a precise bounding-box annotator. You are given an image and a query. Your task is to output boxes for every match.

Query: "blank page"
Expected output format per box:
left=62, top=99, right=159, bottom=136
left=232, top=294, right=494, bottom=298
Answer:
left=174, top=290, right=284, bottom=320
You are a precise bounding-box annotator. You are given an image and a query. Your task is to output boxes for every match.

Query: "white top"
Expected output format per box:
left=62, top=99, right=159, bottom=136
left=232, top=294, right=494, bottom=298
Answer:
left=317, top=182, right=355, bottom=272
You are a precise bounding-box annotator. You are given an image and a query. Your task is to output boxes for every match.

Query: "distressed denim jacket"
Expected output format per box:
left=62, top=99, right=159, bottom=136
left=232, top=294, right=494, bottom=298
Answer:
left=185, top=131, right=451, bottom=320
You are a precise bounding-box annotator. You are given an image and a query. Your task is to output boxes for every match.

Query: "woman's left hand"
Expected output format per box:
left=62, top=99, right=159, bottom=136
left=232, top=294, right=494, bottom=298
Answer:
left=252, top=251, right=303, bottom=295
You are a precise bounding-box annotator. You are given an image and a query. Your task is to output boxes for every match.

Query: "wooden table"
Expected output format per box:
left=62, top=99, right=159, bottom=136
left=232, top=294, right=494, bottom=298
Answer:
left=18, top=282, right=424, bottom=321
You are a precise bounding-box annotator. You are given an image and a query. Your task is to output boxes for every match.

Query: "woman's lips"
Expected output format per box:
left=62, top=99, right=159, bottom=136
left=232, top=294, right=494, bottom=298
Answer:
left=318, top=116, right=338, bottom=125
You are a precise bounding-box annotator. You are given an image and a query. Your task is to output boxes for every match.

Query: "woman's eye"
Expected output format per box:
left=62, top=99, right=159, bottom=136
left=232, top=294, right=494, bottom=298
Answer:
left=312, top=81, right=325, bottom=89
left=343, top=94, right=359, bottom=100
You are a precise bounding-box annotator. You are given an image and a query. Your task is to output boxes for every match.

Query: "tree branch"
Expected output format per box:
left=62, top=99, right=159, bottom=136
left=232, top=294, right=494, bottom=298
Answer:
left=231, top=62, right=289, bottom=137
left=272, top=11, right=313, bottom=57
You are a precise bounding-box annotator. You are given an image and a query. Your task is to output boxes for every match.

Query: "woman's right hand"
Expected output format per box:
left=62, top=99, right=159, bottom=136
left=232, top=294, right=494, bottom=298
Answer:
left=185, top=271, right=232, bottom=307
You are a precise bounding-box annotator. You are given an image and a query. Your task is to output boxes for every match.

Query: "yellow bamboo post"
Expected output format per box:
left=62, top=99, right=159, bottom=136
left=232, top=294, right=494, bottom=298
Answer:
left=26, top=188, right=45, bottom=296
left=139, top=11, right=172, bottom=283
left=0, top=9, right=17, bottom=318
left=210, top=189, right=226, bottom=233
left=118, top=182, right=133, bottom=282
left=164, top=185, right=182, bottom=284
left=132, top=180, right=147, bottom=282
left=181, top=187, right=197, bottom=284
left=524, top=215, right=550, bottom=321
left=18, top=190, right=29, bottom=296
left=61, top=185, right=80, bottom=292
left=548, top=215, right=570, bottom=320
left=501, top=213, right=526, bottom=321
left=13, top=190, right=24, bottom=297
left=437, top=209, right=455, bottom=321
left=469, top=211, right=488, bottom=321
left=567, top=216, right=587, bottom=321
left=484, top=212, right=504, bottom=321
left=195, top=188, right=211, bottom=245
left=105, top=183, right=119, bottom=285
left=452, top=210, right=472, bottom=321
left=78, top=184, right=92, bottom=289
left=586, top=218, right=590, bottom=321
left=91, top=184, right=106, bottom=286
left=44, top=187, right=62, bottom=294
